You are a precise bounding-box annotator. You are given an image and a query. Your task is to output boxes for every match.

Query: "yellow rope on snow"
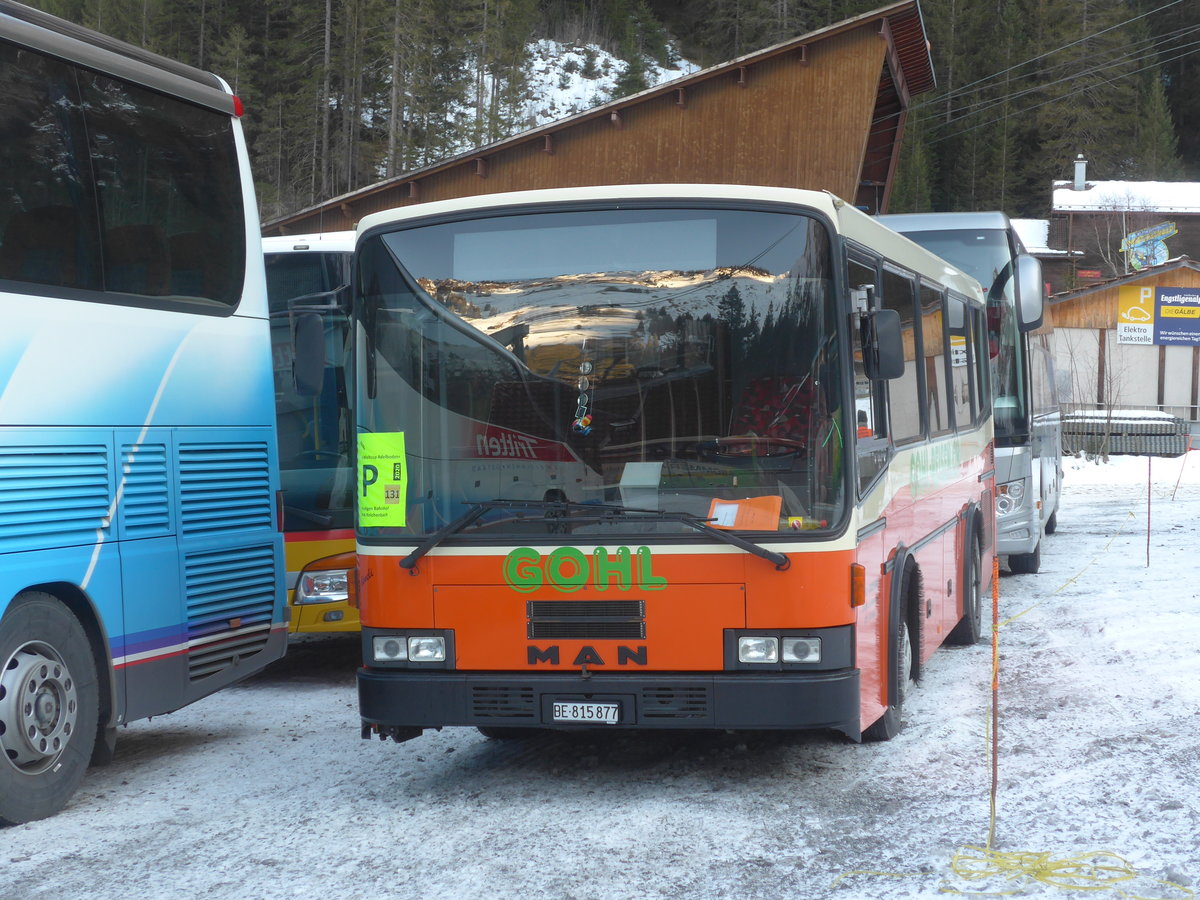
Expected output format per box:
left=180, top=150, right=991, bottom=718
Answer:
left=833, top=851, right=1193, bottom=898
left=942, top=846, right=1194, bottom=898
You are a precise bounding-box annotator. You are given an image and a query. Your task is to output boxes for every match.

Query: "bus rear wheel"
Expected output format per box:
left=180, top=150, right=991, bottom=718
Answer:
left=0, top=593, right=99, bottom=826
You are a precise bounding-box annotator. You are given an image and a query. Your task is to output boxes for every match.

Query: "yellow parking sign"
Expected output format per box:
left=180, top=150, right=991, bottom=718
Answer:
left=358, top=432, right=408, bottom=527
left=1117, top=286, right=1154, bottom=344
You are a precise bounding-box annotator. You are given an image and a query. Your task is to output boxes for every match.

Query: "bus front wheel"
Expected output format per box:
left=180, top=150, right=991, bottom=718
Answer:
left=863, top=566, right=916, bottom=742
left=0, top=593, right=99, bottom=826
left=1008, top=540, right=1041, bottom=575
left=948, top=532, right=984, bottom=645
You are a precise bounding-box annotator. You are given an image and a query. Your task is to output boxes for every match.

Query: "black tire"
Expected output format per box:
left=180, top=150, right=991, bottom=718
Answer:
left=948, top=531, right=984, bottom=645
left=1008, top=540, right=1041, bottom=575
left=1044, top=510, right=1058, bottom=536
left=863, top=565, right=915, bottom=742
left=0, top=593, right=99, bottom=826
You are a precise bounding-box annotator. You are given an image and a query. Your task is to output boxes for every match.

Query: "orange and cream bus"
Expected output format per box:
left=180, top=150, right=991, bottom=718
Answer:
left=349, top=185, right=995, bottom=743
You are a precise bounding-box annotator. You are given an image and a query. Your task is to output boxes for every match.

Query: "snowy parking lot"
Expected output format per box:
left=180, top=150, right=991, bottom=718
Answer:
left=4, top=454, right=1200, bottom=900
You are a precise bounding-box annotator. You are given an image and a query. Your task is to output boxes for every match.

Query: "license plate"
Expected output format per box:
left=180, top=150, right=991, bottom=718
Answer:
left=551, top=701, right=620, bottom=725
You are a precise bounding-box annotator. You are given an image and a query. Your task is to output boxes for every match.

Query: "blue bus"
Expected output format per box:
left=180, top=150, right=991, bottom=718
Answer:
left=0, top=1, right=285, bottom=823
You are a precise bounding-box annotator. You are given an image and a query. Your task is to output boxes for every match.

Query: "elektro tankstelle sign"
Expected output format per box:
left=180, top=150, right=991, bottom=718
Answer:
left=1118, top=286, right=1200, bottom=345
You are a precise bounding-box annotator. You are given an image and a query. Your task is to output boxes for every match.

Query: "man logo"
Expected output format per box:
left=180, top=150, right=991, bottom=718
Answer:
left=526, top=645, right=648, bottom=666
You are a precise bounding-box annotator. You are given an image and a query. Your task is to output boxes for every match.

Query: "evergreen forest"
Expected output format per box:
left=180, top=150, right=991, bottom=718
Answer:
left=25, top=0, right=1200, bottom=223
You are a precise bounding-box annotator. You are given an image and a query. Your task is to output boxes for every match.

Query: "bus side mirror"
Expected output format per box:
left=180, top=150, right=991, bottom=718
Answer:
left=292, top=312, right=325, bottom=397
left=863, top=308, right=905, bottom=380
left=1015, top=254, right=1044, bottom=332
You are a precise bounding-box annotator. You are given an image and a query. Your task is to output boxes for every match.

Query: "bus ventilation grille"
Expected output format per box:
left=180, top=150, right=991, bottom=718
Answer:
left=178, top=441, right=273, bottom=536
left=471, top=686, right=537, bottom=720
left=119, top=441, right=171, bottom=538
left=526, top=601, right=645, bottom=640
left=184, top=543, right=278, bottom=681
left=640, top=686, right=711, bottom=719
left=0, top=442, right=110, bottom=554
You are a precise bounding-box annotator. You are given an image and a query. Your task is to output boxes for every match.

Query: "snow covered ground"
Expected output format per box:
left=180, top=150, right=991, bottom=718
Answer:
left=4, top=452, right=1200, bottom=899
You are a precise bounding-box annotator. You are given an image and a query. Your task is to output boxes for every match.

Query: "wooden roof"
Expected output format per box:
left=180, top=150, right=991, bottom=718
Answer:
left=264, top=0, right=933, bottom=235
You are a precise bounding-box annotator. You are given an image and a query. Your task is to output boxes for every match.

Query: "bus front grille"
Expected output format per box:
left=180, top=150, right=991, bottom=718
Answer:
left=526, top=600, right=645, bottom=640
left=640, top=685, right=711, bottom=719
left=471, top=685, right=537, bottom=720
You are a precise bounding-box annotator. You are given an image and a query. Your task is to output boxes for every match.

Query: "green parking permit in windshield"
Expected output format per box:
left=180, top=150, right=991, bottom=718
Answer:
left=358, top=432, right=408, bottom=527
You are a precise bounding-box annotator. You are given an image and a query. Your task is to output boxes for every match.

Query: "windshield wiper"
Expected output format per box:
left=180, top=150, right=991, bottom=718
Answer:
left=398, top=503, right=490, bottom=570
left=399, top=499, right=789, bottom=571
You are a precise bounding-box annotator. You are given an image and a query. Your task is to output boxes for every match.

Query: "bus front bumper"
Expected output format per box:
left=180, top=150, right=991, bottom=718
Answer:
left=358, top=668, right=862, bottom=741
left=996, top=503, right=1039, bottom=556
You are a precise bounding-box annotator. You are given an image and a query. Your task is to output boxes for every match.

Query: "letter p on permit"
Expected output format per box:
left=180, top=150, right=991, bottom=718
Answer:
left=361, top=464, right=378, bottom=496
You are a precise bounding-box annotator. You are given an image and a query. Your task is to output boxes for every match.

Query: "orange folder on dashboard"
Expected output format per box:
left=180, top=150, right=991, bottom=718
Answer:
left=706, top=495, right=782, bottom=531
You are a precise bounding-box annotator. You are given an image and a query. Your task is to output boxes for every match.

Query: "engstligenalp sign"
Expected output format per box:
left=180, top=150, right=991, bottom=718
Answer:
left=1118, top=286, right=1200, bottom=345
left=1155, top=287, right=1200, bottom=345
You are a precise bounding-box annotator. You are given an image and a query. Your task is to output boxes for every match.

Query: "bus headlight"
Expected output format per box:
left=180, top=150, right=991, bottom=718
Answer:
left=407, top=636, right=446, bottom=662
left=295, top=568, right=351, bottom=604
left=738, top=636, right=779, bottom=664
left=782, top=637, right=822, bottom=664
left=367, top=630, right=453, bottom=667
left=997, top=479, right=1027, bottom=516
left=372, top=636, right=407, bottom=661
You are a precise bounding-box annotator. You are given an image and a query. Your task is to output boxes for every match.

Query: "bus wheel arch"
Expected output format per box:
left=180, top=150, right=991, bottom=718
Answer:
left=863, top=556, right=920, bottom=742
left=0, top=591, right=101, bottom=825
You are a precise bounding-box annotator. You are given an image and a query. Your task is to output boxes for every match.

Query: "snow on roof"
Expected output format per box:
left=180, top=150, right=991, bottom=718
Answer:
left=1053, top=180, right=1200, bottom=213
left=1009, top=218, right=1077, bottom=257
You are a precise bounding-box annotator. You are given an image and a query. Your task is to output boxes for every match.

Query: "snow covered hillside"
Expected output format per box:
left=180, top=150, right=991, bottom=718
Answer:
left=520, top=39, right=699, bottom=126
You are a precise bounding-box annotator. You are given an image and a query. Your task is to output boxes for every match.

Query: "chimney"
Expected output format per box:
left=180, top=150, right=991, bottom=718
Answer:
left=1073, top=153, right=1088, bottom=191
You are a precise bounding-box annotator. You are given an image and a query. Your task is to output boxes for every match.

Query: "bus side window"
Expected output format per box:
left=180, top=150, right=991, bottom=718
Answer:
left=946, top=294, right=973, bottom=429
left=0, top=45, right=102, bottom=292
left=973, top=304, right=992, bottom=423
left=851, top=258, right=888, bottom=494
left=80, top=68, right=244, bottom=305
left=880, top=267, right=924, bottom=443
left=921, top=283, right=951, bottom=435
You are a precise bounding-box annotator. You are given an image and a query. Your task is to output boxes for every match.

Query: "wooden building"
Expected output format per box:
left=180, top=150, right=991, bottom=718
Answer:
left=1049, top=257, right=1200, bottom=421
left=262, top=1, right=933, bottom=236
left=1044, top=156, right=1200, bottom=294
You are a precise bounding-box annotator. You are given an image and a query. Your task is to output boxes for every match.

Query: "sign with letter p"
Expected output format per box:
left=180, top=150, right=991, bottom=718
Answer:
left=357, top=432, right=408, bottom=527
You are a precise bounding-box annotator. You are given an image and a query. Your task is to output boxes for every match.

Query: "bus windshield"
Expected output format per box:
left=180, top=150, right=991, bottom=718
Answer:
left=266, top=250, right=354, bottom=531
left=895, top=228, right=1027, bottom=443
left=356, top=205, right=846, bottom=540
